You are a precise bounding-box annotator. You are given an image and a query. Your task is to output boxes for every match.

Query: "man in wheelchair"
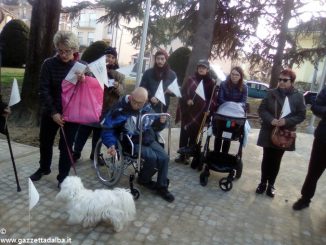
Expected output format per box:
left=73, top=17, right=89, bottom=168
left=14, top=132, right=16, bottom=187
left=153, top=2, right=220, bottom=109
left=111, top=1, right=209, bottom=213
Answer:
left=101, top=87, right=175, bottom=202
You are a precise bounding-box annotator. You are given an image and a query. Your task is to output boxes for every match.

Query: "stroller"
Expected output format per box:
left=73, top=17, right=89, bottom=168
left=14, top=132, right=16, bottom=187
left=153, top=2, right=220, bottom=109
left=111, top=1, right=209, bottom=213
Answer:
left=199, top=102, right=246, bottom=191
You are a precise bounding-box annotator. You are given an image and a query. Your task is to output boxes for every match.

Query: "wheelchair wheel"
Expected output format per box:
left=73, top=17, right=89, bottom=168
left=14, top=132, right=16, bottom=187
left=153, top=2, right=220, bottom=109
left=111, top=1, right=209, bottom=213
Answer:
left=131, top=188, right=140, bottom=200
left=219, top=177, right=233, bottom=191
left=94, top=139, right=123, bottom=187
left=235, top=159, right=243, bottom=179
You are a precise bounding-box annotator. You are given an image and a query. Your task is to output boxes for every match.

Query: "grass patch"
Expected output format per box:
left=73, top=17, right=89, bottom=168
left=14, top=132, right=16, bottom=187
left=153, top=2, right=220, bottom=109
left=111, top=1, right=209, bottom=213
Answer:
left=0, top=67, right=25, bottom=85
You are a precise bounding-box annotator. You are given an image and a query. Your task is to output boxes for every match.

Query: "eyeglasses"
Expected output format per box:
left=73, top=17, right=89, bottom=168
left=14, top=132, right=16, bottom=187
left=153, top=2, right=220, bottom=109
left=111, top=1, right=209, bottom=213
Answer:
left=278, top=78, right=291, bottom=83
left=131, top=97, right=146, bottom=106
left=57, top=49, right=73, bottom=55
left=231, top=73, right=240, bottom=77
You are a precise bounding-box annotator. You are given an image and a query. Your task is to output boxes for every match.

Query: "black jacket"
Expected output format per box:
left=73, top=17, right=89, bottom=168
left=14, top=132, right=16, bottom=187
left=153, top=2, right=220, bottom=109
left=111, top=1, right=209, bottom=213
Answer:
left=39, top=55, right=76, bottom=116
left=312, top=86, right=326, bottom=142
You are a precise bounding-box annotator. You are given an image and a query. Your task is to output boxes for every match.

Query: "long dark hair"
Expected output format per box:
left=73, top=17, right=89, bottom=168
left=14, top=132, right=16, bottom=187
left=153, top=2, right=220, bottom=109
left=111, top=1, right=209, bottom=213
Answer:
left=227, top=66, right=244, bottom=91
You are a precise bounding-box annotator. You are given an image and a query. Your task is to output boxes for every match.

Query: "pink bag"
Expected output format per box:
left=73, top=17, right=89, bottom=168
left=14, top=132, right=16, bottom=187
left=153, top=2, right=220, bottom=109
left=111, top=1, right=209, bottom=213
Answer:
left=62, top=76, right=104, bottom=124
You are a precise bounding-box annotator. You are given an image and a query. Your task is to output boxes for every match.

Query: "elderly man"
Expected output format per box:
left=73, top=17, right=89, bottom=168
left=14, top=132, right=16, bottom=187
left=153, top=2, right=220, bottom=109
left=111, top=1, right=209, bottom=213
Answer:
left=101, top=87, right=174, bottom=202
left=140, top=49, right=177, bottom=113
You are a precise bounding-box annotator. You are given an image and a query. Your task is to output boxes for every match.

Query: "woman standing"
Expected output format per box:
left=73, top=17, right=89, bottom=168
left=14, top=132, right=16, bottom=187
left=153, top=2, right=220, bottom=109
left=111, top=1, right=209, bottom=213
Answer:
left=73, top=46, right=125, bottom=161
left=214, top=66, right=248, bottom=154
left=256, top=69, right=306, bottom=197
left=29, top=31, right=82, bottom=187
left=175, top=59, right=217, bottom=164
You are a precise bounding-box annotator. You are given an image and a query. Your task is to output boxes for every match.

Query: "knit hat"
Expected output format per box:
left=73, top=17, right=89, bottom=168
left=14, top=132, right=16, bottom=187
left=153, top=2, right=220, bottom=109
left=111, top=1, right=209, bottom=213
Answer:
left=197, top=59, right=209, bottom=69
left=104, top=47, right=117, bottom=58
left=154, top=49, right=169, bottom=60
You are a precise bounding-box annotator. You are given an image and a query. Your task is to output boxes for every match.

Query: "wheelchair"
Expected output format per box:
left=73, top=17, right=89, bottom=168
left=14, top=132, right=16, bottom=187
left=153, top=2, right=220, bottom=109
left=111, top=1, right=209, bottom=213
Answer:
left=93, top=113, right=171, bottom=200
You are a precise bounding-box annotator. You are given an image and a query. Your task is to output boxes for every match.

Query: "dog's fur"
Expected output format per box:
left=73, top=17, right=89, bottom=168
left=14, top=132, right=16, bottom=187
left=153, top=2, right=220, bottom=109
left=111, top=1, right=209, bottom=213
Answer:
left=56, top=176, right=136, bottom=232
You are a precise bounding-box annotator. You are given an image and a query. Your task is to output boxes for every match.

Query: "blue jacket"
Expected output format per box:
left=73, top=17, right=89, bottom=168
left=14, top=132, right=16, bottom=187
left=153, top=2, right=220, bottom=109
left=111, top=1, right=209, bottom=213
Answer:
left=312, top=86, right=326, bottom=142
left=217, top=81, right=248, bottom=107
left=101, top=95, right=165, bottom=148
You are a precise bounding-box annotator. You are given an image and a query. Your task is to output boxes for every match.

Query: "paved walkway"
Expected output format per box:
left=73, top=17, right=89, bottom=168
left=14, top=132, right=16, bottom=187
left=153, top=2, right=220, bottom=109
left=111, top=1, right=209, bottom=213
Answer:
left=0, top=129, right=325, bottom=245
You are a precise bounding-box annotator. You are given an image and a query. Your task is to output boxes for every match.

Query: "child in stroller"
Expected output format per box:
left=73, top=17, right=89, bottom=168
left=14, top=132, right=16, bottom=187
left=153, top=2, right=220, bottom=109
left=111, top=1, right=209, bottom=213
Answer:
left=199, top=102, right=246, bottom=191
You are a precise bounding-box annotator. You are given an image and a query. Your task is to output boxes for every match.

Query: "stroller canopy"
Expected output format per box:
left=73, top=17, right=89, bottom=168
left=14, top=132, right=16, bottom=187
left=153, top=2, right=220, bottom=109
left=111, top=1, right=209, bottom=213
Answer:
left=217, top=102, right=245, bottom=118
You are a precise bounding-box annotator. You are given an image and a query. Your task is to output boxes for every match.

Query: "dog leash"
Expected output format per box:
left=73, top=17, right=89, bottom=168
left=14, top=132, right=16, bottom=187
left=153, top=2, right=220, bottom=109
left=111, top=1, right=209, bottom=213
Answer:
left=60, top=127, right=77, bottom=175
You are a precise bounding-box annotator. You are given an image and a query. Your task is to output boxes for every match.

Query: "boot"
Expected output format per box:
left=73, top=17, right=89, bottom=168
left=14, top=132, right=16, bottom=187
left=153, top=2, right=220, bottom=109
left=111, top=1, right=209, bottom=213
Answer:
left=293, top=197, right=310, bottom=211
left=266, top=185, right=275, bottom=198
left=255, top=182, right=267, bottom=194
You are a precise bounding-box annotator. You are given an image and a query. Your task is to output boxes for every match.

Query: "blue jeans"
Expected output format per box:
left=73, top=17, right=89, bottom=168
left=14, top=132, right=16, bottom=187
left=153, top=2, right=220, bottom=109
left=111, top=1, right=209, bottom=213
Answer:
left=136, top=141, right=169, bottom=188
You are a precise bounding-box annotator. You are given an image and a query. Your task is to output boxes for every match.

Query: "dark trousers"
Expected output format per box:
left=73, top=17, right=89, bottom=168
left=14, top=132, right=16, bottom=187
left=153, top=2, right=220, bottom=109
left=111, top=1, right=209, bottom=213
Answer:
left=301, top=138, right=326, bottom=200
left=179, top=123, right=200, bottom=149
left=136, top=141, right=169, bottom=188
left=57, top=122, right=79, bottom=183
left=74, top=125, right=101, bottom=157
left=260, top=147, right=285, bottom=186
left=39, top=115, right=79, bottom=183
left=39, top=114, right=59, bottom=172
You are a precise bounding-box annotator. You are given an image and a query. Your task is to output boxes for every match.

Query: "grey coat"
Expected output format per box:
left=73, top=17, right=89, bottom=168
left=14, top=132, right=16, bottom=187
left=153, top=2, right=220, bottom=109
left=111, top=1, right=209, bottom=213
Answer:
left=257, top=88, right=306, bottom=151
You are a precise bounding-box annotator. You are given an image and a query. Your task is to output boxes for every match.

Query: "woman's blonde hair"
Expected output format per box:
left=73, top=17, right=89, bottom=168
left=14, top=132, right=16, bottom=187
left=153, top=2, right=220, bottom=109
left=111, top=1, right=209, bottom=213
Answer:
left=53, top=31, right=79, bottom=51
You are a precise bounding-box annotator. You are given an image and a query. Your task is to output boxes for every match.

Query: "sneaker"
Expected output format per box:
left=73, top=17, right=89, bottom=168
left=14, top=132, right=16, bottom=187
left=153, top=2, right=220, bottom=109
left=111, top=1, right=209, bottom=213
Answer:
left=266, top=185, right=275, bottom=198
left=30, top=168, right=51, bottom=181
left=293, top=198, right=310, bottom=211
left=157, top=187, right=175, bottom=202
left=73, top=151, right=81, bottom=162
left=255, top=183, right=267, bottom=194
left=137, top=179, right=157, bottom=191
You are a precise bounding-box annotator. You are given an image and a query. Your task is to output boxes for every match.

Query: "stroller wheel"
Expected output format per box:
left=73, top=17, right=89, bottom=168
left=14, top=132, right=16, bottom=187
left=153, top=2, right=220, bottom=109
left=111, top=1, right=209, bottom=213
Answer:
left=131, top=188, right=140, bottom=200
left=190, top=156, right=199, bottom=169
left=235, top=159, right=243, bottom=179
left=219, top=177, right=233, bottom=191
left=200, top=172, right=209, bottom=187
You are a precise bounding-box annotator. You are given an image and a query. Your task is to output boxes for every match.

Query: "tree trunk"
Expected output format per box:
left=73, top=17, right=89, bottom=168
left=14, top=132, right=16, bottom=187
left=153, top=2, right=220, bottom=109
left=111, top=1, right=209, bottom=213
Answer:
left=183, top=0, right=218, bottom=86
left=269, top=0, right=293, bottom=88
left=17, top=0, right=61, bottom=125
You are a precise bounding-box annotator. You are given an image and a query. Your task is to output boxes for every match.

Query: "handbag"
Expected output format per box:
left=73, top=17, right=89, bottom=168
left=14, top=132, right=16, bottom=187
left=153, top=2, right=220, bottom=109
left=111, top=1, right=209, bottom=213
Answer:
left=271, top=127, right=296, bottom=149
left=270, top=99, right=296, bottom=149
left=62, top=76, right=104, bottom=124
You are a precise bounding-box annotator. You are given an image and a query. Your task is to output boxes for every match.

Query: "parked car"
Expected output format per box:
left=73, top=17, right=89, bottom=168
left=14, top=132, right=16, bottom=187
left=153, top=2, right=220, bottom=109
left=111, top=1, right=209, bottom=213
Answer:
left=246, top=80, right=269, bottom=99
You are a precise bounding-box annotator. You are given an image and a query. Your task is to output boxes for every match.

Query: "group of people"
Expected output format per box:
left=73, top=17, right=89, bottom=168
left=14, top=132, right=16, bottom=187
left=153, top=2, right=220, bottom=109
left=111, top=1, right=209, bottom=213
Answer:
left=1, top=30, right=323, bottom=208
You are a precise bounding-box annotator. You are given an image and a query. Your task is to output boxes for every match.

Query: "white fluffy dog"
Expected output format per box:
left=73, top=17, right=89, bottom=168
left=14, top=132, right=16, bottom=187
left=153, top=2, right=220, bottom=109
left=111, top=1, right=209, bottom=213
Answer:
left=56, top=176, right=136, bottom=232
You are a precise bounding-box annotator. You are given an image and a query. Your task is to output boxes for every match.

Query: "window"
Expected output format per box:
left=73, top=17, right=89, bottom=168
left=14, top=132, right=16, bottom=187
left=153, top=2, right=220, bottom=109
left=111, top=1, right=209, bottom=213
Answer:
left=78, top=32, right=84, bottom=45
left=87, top=32, right=95, bottom=45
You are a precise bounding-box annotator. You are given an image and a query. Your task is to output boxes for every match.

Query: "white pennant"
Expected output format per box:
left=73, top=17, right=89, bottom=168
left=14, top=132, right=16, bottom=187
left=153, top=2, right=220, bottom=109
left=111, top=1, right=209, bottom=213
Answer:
left=88, top=55, right=108, bottom=89
left=29, top=178, right=39, bottom=210
left=195, top=80, right=206, bottom=101
left=280, top=96, right=291, bottom=118
left=154, top=80, right=166, bottom=105
left=8, top=78, right=21, bottom=107
left=167, top=78, right=181, bottom=98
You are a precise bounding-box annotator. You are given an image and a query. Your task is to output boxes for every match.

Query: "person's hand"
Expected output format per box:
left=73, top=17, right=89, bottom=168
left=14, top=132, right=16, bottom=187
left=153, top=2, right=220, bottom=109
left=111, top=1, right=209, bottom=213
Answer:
left=52, top=113, right=65, bottom=127
left=187, top=99, right=194, bottom=106
left=113, top=81, right=119, bottom=88
left=277, top=118, right=286, bottom=127
left=2, top=107, right=11, bottom=117
left=165, top=88, right=173, bottom=95
left=271, top=119, right=278, bottom=126
left=160, top=115, right=167, bottom=123
left=107, top=145, right=116, bottom=156
left=75, top=72, right=85, bottom=82
left=151, top=97, right=159, bottom=105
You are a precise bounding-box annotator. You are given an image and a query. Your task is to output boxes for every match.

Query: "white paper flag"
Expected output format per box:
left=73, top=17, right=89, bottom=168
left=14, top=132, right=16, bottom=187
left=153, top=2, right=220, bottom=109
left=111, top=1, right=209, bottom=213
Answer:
left=108, top=79, right=115, bottom=87
left=88, top=56, right=108, bottom=89
left=167, top=78, right=181, bottom=97
left=64, top=62, right=87, bottom=84
left=29, top=178, right=39, bottom=210
left=154, top=80, right=166, bottom=105
left=280, top=96, right=291, bottom=118
left=195, top=80, right=206, bottom=101
left=8, top=78, right=21, bottom=106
